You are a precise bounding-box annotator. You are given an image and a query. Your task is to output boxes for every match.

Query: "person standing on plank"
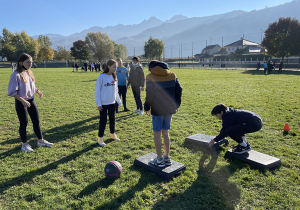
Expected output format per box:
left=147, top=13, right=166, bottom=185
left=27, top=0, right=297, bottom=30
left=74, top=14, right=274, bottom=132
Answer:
left=127, top=56, right=145, bottom=115
left=209, top=104, right=263, bottom=154
left=144, top=61, right=182, bottom=167
left=95, top=59, right=122, bottom=147
left=7, top=53, right=54, bottom=153
left=115, top=58, right=130, bottom=113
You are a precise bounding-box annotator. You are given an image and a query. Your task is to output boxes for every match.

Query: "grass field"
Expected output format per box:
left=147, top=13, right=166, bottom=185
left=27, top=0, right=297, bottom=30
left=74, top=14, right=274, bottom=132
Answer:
left=0, top=67, right=299, bottom=209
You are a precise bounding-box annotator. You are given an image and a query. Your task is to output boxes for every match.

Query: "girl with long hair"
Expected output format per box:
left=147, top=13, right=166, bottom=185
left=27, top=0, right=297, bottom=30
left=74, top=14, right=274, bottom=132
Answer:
left=7, top=53, right=54, bottom=152
left=95, top=59, right=122, bottom=146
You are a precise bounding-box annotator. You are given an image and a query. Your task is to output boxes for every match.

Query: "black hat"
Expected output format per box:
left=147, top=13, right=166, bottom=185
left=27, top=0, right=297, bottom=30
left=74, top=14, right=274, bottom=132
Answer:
left=153, top=61, right=169, bottom=69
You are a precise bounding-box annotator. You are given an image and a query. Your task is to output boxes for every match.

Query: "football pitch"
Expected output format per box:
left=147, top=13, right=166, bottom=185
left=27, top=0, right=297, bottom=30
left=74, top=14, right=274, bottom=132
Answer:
left=0, top=68, right=299, bottom=209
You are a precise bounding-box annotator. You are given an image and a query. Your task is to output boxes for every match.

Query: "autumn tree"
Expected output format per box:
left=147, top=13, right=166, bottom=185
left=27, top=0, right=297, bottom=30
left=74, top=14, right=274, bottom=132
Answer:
left=39, top=47, right=54, bottom=60
left=113, top=42, right=127, bottom=60
left=262, top=17, right=300, bottom=59
left=37, top=35, right=52, bottom=49
left=54, top=45, right=71, bottom=60
left=70, top=40, right=90, bottom=61
left=85, top=32, right=114, bottom=61
left=144, top=37, right=164, bottom=60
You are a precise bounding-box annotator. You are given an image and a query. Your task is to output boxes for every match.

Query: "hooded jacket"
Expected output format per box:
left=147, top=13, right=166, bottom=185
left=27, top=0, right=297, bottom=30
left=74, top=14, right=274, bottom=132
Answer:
left=214, top=107, right=262, bottom=142
left=144, top=65, right=182, bottom=116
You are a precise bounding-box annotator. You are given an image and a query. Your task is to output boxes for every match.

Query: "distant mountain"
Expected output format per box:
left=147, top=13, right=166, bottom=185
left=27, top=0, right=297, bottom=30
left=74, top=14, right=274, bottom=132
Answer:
left=33, top=0, right=300, bottom=57
left=164, top=15, right=188, bottom=23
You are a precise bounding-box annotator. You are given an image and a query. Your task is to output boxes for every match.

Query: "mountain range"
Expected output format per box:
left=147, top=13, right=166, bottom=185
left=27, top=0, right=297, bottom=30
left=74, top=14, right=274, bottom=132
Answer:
left=33, top=0, right=300, bottom=57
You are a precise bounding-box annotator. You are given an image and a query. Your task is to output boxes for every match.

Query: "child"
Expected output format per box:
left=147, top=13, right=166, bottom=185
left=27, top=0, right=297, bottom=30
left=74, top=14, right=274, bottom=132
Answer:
left=95, top=59, right=122, bottom=146
left=7, top=53, right=54, bottom=153
left=145, top=61, right=182, bottom=167
left=127, top=56, right=145, bottom=116
left=263, top=62, right=267, bottom=74
left=209, top=104, right=263, bottom=154
left=115, top=58, right=130, bottom=113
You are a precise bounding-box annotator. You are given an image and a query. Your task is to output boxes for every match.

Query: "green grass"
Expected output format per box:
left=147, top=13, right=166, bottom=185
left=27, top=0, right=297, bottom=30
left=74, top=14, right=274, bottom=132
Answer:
left=0, top=68, right=299, bottom=209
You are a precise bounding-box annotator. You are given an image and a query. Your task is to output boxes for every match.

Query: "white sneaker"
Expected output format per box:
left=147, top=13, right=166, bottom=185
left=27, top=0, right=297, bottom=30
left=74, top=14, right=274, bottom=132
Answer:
left=111, top=133, right=120, bottom=141
left=97, top=137, right=106, bottom=147
left=21, top=144, right=34, bottom=153
left=132, top=109, right=139, bottom=114
left=138, top=110, right=144, bottom=115
left=37, top=140, right=54, bottom=147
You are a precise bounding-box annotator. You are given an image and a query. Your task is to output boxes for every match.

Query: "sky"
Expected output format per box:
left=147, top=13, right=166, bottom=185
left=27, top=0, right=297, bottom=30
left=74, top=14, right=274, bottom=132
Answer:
left=0, top=0, right=294, bottom=36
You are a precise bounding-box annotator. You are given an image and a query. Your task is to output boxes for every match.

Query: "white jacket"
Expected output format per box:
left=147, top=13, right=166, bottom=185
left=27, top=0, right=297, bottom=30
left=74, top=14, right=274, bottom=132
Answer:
left=95, top=74, right=122, bottom=107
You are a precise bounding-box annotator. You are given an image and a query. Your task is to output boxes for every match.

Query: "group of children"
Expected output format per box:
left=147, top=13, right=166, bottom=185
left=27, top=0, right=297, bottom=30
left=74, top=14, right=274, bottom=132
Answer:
left=8, top=53, right=263, bottom=166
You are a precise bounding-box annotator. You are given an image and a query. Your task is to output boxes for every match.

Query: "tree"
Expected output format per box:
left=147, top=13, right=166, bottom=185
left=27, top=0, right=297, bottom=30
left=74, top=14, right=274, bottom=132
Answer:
left=85, top=32, right=114, bottom=61
left=39, top=47, right=54, bottom=60
left=37, top=35, right=52, bottom=49
left=113, top=42, right=127, bottom=60
left=0, top=28, right=16, bottom=60
left=70, top=40, right=90, bottom=61
left=144, top=37, right=164, bottom=60
left=54, top=45, right=71, bottom=60
left=262, top=17, right=300, bottom=59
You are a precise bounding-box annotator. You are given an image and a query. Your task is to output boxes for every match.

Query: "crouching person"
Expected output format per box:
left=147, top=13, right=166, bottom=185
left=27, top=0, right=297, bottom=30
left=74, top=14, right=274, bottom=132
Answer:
left=144, top=61, right=182, bottom=167
left=209, top=104, right=263, bottom=154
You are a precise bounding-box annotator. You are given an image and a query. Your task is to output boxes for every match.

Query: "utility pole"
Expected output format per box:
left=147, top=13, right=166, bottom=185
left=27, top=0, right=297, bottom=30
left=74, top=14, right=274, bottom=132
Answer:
left=192, top=42, right=193, bottom=62
left=178, top=42, right=180, bottom=63
left=134, top=47, right=135, bottom=56
left=181, top=43, right=182, bottom=62
left=171, top=45, right=172, bottom=59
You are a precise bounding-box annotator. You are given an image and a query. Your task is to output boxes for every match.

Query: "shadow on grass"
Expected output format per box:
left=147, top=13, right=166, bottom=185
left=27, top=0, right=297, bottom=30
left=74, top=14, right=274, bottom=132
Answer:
left=151, top=152, right=242, bottom=210
left=0, top=116, right=99, bottom=160
left=0, top=144, right=97, bottom=195
left=81, top=79, right=97, bottom=82
left=94, top=165, right=161, bottom=210
left=241, top=70, right=300, bottom=76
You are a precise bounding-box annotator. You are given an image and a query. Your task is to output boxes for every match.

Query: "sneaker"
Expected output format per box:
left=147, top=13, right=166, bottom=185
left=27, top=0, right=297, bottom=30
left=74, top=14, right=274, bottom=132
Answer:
left=132, top=109, right=139, bottom=114
left=163, top=156, right=172, bottom=166
left=97, top=137, right=106, bottom=147
left=124, top=108, right=130, bottom=112
left=150, top=157, right=165, bottom=167
left=37, top=140, right=54, bottom=147
left=21, top=144, right=34, bottom=153
left=111, top=133, right=120, bottom=141
left=138, top=110, right=144, bottom=115
left=232, top=144, right=251, bottom=154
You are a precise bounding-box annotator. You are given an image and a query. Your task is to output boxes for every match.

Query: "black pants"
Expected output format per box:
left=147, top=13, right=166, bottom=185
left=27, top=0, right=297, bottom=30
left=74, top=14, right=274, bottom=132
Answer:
left=98, top=104, right=115, bottom=137
left=15, top=98, right=43, bottom=143
left=226, top=120, right=263, bottom=143
left=132, top=86, right=143, bottom=110
left=116, top=86, right=127, bottom=111
left=264, top=68, right=267, bottom=74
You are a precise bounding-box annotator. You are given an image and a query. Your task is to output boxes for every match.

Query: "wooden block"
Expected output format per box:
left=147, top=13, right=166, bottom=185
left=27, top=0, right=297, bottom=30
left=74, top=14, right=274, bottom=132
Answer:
left=225, top=149, right=281, bottom=170
left=185, top=134, right=228, bottom=152
left=134, top=152, right=186, bottom=180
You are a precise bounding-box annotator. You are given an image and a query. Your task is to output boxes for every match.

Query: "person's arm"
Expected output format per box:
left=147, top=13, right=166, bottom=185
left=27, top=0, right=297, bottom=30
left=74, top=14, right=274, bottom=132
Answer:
left=140, top=67, right=145, bottom=89
left=127, top=68, right=131, bottom=88
left=14, top=94, right=31, bottom=107
left=95, top=76, right=103, bottom=110
left=213, top=116, right=235, bottom=142
left=115, top=81, right=122, bottom=106
left=35, top=88, right=43, bottom=98
left=175, top=78, right=182, bottom=109
left=144, top=78, right=154, bottom=112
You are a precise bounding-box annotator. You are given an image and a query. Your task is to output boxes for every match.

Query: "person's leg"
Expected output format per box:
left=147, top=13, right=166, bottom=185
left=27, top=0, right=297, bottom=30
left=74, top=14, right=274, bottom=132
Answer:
left=161, top=129, right=170, bottom=157
left=132, top=86, right=139, bottom=110
left=15, top=99, right=28, bottom=144
left=98, top=105, right=108, bottom=138
left=226, top=120, right=263, bottom=144
left=27, top=99, right=43, bottom=141
left=136, top=87, right=143, bottom=110
left=107, top=104, right=116, bottom=135
left=154, top=130, right=162, bottom=158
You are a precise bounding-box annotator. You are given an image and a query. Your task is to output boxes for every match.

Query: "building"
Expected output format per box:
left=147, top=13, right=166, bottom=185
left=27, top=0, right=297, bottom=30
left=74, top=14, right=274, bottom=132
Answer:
left=194, top=44, right=221, bottom=60
left=214, top=38, right=265, bottom=55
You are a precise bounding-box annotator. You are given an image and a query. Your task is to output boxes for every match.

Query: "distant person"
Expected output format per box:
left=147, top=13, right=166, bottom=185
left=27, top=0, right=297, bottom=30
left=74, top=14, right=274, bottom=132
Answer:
left=127, top=56, right=145, bottom=115
left=33, top=63, right=37, bottom=69
left=11, top=62, right=15, bottom=73
left=7, top=53, right=54, bottom=152
left=75, top=63, right=79, bottom=72
left=115, top=58, right=130, bottom=113
left=95, top=59, right=122, bottom=146
left=263, top=61, right=267, bottom=75
left=90, top=63, right=94, bottom=72
left=256, top=61, right=260, bottom=74
left=272, top=61, right=276, bottom=73
left=178, top=63, right=180, bottom=68
left=102, top=62, right=106, bottom=72
left=144, top=61, right=182, bottom=167
left=72, top=62, right=75, bottom=72
left=209, top=104, right=263, bottom=154
left=279, top=60, right=283, bottom=73
left=84, top=61, right=88, bottom=72
left=267, top=60, right=273, bottom=74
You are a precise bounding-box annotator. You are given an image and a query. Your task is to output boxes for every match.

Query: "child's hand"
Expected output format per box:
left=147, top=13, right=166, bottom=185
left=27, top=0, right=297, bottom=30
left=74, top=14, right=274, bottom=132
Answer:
left=98, top=106, right=103, bottom=111
left=37, top=90, right=43, bottom=98
left=208, top=139, right=215, bottom=147
left=146, top=111, right=150, bottom=116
